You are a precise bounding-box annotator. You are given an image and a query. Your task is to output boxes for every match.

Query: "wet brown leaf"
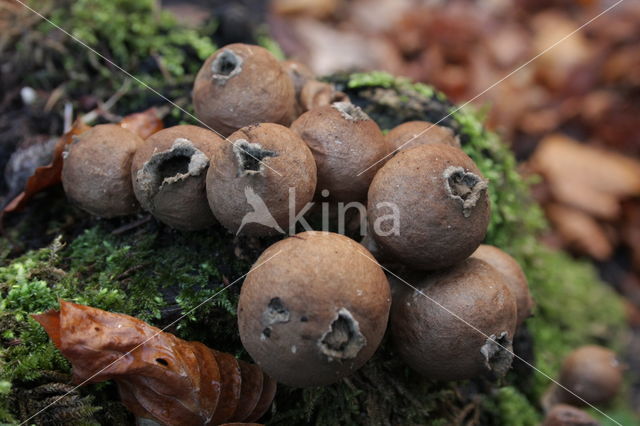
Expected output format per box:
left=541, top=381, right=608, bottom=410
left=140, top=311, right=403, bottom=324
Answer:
left=33, top=300, right=276, bottom=426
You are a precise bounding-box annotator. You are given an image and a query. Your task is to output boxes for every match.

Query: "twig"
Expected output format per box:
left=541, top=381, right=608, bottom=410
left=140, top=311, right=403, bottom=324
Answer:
left=115, top=262, right=151, bottom=281
left=63, top=101, right=73, bottom=133
left=111, top=215, right=152, bottom=235
left=81, top=79, right=132, bottom=124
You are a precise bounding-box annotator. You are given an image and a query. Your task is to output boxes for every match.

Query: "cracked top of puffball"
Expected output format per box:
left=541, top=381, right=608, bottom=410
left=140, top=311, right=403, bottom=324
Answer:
left=443, top=165, right=488, bottom=218
left=331, top=102, right=370, bottom=121
left=136, top=138, right=209, bottom=205
left=210, top=49, right=244, bottom=84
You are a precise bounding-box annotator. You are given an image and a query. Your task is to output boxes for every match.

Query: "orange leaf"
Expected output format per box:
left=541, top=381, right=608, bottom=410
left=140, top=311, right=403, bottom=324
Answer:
left=33, top=300, right=276, bottom=425
left=120, top=107, right=164, bottom=140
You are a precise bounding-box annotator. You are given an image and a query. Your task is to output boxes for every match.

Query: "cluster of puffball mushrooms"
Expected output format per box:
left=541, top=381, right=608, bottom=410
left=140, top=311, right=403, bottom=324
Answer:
left=61, top=43, right=623, bottom=419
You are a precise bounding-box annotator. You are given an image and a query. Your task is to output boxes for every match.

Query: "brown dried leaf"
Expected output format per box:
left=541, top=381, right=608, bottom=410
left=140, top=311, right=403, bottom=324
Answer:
left=246, top=373, right=277, bottom=422
left=532, top=11, right=593, bottom=91
left=211, top=351, right=242, bottom=425
left=530, top=134, right=640, bottom=219
left=546, top=203, right=613, bottom=260
left=119, top=107, right=164, bottom=140
left=271, top=0, right=341, bottom=19
left=32, top=300, right=276, bottom=426
left=228, top=360, right=264, bottom=422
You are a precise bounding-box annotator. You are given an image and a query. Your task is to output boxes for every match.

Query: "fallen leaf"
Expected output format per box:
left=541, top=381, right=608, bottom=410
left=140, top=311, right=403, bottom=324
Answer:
left=119, top=107, right=164, bottom=140
left=529, top=134, right=640, bottom=220
left=3, top=107, right=163, bottom=214
left=531, top=11, right=593, bottom=92
left=546, top=203, right=613, bottom=260
left=33, top=300, right=276, bottom=426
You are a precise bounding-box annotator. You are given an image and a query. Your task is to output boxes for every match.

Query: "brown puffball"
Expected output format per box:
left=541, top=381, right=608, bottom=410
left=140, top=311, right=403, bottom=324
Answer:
left=62, top=124, right=143, bottom=217
left=238, top=231, right=391, bottom=387
left=542, top=404, right=599, bottom=426
left=299, top=80, right=349, bottom=113
left=193, top=44, right=294, bottom=136
left=552, top=345, right=623, bottom=407
left=131, top=125, right=223, bottom=230
left=390, top=258, right=517, bottom=381
left=368, top=143, right=490, bottom=270
left=385, top=120, right=460, bottom=153
left=282, top=59, right=315, bottom=120
left=291, top=102, right=387, bottom=202
left=471, top=244, right=534, bottom=325
left=282, top=60, right=315, bottom=98
left=206, top=123, right=316, bottom=236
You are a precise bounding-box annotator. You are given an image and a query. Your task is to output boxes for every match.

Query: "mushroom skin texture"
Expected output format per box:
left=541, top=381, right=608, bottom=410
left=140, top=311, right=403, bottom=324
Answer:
left=299, top=80, right=349, bottom=113
left=542, top=404, right=599, bottom=426
left=238, top=231, right=391, bottom=387
left=368, top=143, right=490, bottom=270
left=390, top=258, right=517, bottom=381
left=282, top=59, right=315, bottom=119
left=62, top=124, right=143, bottom=217
left=385, top=121, right=461, bottom=153
left=281, top=60, right=315, bottom=97
left=290, top=102, right=388, bottom=202
left=471, top=244, right=534, bottom=325
left=206, top=123, right=316, bottom=236
left=193, top=44, right=295, bottom=136
left=550, top=345, right=623, bottom=407
left=131, top=125, right=223, bottom=231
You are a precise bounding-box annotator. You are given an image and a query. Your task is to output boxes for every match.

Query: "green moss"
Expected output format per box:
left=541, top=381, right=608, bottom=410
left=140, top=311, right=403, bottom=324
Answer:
left=21, top=0, right=216, bottom=112
left=0, top=224, right=251, bottom=422
left=483, top=387, right=541, bottom=426
left=348, top=71, right=399, bottom=89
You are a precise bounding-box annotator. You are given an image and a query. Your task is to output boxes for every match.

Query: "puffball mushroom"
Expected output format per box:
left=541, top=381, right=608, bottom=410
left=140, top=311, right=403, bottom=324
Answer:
left=299, top=80, right=349, bottom=113
left=282, top=59, right=315, bottom=120
left=206, top=123, right=317, bottom=236
left=545, top=345, right=623, bottom=408
left=193, top=43, right=295, bottom=136
left=471, top=244, right=534, bottom=325
left=368, top=143, right=490, bottom=270
left=62, top=124, right=143, bottom=217
left=291, top=102, right=388, bottom=202
left=390, top=258, right=517, bottom=381
left=238, top=231, right=391, bottom=387
left=131, top=125, right=223, bottom=230
left=385, top=120, right=461, bottom=153
left=542, top=404, right=599, bottom=426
